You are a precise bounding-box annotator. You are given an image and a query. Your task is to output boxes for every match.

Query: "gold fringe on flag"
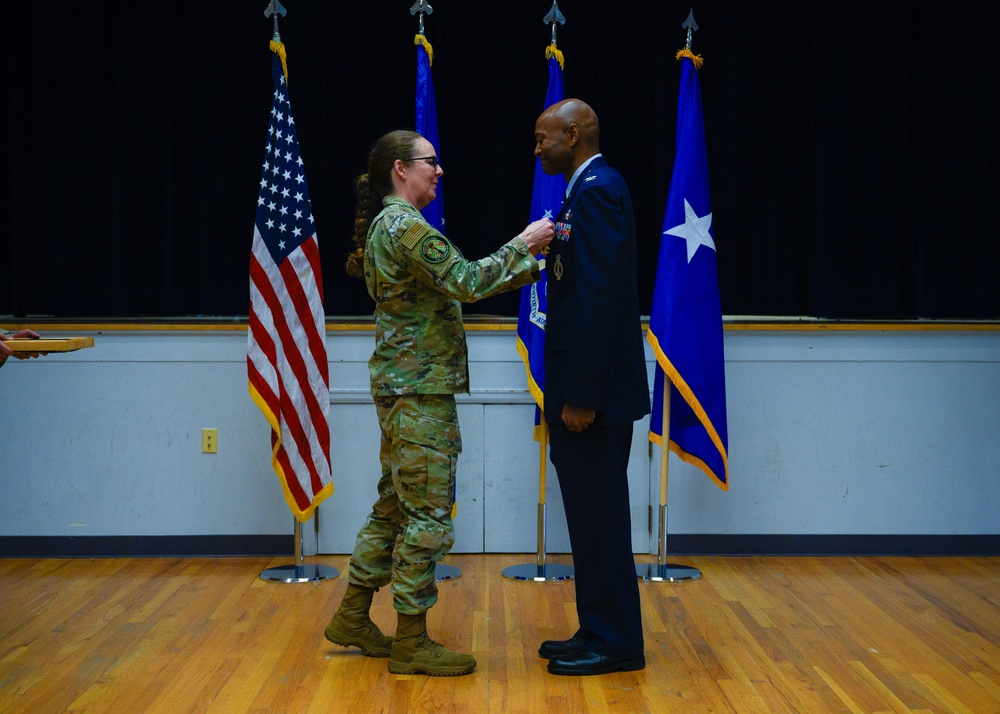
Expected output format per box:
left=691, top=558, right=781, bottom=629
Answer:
left=545, top=44, right=565, bottom=70
left=414, top=34, right=434, bottom=66
left=270, top=40, right=289, bottom=82
left=675, top=48, right=704, bottom=70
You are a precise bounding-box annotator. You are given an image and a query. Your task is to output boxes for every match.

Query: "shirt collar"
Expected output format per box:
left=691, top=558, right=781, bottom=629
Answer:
left=565, top=153, right=602, bottom=198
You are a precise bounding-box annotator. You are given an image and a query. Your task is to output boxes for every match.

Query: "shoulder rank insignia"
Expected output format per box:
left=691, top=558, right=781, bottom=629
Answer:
left=420, top=235, right=451, bottom=263
left=399, top=221, right=431, bottom=250
left=584, top=175, right=597, bottom=182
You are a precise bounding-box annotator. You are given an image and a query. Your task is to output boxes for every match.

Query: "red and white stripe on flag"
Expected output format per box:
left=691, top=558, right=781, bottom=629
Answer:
left=248, top=228, right=332, bottom=521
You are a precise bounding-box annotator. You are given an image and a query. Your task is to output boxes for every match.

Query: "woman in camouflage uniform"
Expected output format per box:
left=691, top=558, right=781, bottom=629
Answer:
left=324, top=130, right=553, bottom=676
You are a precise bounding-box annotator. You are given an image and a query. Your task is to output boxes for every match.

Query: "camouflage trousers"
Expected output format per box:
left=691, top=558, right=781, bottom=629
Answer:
left=347, top=394, right=461, bottom=614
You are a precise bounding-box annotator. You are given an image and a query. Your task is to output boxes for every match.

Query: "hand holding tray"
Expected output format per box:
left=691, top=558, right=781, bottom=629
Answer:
left=5, top=337, right=95, bottom=352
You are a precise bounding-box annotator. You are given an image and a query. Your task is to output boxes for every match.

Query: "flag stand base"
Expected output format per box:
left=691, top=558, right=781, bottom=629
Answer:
left=502, top=503, right=575, bottom=581
left=435, top=563, right=462, bottom=581
left=502, top=563, right=574, bottom=581
left=260, top=564, right=339, bottom=583
left=635, top=562, right=701, bottom=582
left=260, top=518, right=339, bottom=583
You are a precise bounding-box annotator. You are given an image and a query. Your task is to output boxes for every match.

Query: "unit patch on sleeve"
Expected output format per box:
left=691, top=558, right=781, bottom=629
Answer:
left=420, top=236, right=451, bottom=263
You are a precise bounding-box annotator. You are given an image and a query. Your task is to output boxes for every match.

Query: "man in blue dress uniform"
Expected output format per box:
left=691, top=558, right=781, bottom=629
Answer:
left=533, top=98, right=651, bottom=675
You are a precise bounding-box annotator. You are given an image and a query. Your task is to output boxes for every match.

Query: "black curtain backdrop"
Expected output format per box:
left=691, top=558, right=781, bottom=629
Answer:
left=7, top=1, right=999, bottom=320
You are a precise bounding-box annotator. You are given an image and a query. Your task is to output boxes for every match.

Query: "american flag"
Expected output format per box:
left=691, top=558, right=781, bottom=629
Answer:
left=248, top=43, right=333, bottom=521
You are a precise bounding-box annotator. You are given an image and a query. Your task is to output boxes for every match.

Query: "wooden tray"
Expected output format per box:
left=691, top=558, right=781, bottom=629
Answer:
left=5, top=337, right=95, bottom=353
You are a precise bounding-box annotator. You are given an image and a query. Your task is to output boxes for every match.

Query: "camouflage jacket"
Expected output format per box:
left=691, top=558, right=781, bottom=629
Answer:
left=365, top=196, right=540, bottom=395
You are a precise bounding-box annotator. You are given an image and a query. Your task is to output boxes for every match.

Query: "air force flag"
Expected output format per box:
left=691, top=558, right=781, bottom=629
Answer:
left=647, top=53, right=729, bottom=490
left=516, top=49, right=566, bottom=431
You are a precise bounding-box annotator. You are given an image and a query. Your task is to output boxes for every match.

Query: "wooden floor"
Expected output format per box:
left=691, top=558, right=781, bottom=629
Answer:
left=1, top=554, right=998, bottom=713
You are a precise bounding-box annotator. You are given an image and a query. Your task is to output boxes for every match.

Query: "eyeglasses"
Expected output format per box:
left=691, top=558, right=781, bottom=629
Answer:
left=402, top=155, right=440, bottom=168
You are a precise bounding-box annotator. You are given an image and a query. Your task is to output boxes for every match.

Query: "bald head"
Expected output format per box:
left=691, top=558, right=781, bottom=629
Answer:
left=546, top=99, right=600, bottom=149
left=534, top=98, right=601, bottom=179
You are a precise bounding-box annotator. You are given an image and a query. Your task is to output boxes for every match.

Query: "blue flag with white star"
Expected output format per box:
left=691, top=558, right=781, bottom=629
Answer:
left=415, top=36, right=444, bottom=230
left=516, top=49, right=566, bottom=433
left=647, top=54, right=729, bottom=490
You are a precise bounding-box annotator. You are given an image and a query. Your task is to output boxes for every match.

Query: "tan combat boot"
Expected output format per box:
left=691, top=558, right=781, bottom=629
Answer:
left=324, top=583, right=392, bottom=657
left=387, top=611, right=477, bottom=676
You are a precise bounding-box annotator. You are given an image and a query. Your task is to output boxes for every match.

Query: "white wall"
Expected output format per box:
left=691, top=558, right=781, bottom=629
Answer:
left=0, top=332, right=287, bottom=537
left=670, top=328, right=1000, bottom=536
left=1, top=324, right=997, bottom=555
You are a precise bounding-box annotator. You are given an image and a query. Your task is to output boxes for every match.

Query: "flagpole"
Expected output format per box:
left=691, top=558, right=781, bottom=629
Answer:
left=502, top=416, right=573, bottom=581
left=636, top=380, right=701, bottom=581
left=536, top=420, right=549, bottom=568
left=502, top=2, right=573, bottom=583
left=636, top=9, right=711, bottom=583
left=254, top=1, right=337, bottom=584
left=658, top=381, right=670, bottom=563
left=409, top=0, right=460, bottom=582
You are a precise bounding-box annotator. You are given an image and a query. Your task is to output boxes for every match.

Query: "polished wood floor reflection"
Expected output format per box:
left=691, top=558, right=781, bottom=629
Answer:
left=1, top=554, right=998, bottom=713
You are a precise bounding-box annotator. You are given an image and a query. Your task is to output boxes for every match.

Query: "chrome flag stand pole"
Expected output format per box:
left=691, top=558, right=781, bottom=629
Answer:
left=260, top=516, right=339, bottom=583
left=637, top=382, right=701, bottom=582
left=503, top=419, right=574, bottom=581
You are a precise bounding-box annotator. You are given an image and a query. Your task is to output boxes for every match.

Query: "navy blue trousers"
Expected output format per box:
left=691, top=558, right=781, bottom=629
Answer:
left=548, top=421, right=644, bottom=659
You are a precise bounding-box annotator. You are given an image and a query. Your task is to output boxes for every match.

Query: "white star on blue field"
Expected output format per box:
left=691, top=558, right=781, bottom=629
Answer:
left=664, top=199, right=714, bottom=263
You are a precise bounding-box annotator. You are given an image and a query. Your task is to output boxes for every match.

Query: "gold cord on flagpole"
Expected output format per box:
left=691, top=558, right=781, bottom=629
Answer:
left=414, top=35, right=434, bottom=66
left=270, top=40, right=289, bottom=82
left=545, top=44, right=565, bottom=70
left=675, top=48, right=703, bottom=70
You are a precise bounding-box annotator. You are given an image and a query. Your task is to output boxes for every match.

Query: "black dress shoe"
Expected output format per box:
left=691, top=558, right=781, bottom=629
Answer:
left=538, top=633, right=589, bottom=659
left=547, top=648, right=646, bottom=676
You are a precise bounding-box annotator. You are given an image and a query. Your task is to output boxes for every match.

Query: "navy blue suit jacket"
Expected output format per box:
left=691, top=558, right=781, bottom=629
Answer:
left=543, top=156, right=650, bottom=426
